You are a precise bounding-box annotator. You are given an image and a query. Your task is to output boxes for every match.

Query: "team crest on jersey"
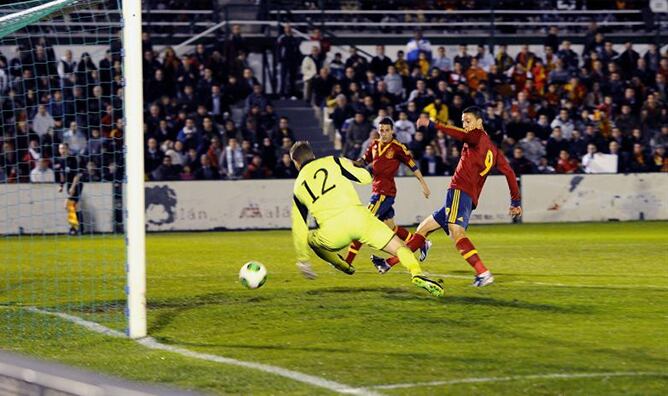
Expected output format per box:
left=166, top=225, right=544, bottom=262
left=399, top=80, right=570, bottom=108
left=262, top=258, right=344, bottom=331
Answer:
left=386, top=149, right=395, bottom=159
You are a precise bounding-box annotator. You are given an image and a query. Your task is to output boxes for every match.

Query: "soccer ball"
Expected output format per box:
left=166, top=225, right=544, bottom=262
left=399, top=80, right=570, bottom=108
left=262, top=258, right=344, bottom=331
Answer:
left=239, top=261, right=267, bottom=289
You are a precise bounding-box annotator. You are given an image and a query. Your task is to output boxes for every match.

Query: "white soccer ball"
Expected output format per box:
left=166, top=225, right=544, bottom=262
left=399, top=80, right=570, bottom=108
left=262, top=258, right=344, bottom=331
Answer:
left=239, top=261, right=268, bottom=289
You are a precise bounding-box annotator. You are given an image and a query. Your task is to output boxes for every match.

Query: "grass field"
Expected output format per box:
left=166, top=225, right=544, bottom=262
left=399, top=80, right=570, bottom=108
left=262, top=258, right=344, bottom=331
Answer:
left=2, top=222, right=668, bottom=395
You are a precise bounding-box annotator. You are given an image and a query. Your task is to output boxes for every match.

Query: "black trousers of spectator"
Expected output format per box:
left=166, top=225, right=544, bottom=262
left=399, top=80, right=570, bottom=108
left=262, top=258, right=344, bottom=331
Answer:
left=280, top=62, right=299, bottom=98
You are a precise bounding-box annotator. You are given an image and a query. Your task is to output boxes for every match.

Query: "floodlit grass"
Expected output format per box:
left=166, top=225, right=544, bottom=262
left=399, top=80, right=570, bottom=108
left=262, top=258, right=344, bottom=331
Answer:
left=2, top=222, right=668, bottom=395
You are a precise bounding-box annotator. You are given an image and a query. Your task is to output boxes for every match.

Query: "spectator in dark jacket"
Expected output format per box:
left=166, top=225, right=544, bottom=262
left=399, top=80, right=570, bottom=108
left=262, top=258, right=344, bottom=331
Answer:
left=224, top=24, right=248, bottom=67
left=409, top=129, right=428, bottom=161
left=274, top=153, right=299, bottom=178
left=510, top=147, right=536, bottom=175
left=370, top=45, right=392, bottom=77
left=629, top=143, right=652, bottom=172
left=245, top=83, right=269, bottom=114
left=194, top=154, right=220, bottom=180
left=311, top=67, right=337, bottom=107
left=144, top=137, right=163, bottom=174
left=271, top=117, right=295, bottom=148
left=276, top=24, right=302, bottom=98
left=331, top=94, right=354, bottom=134
left=546, top=127, right=570, bottom=164
left=420, top=145, right=445, bottom=176
left=151, top=156, right=179, bottom=181
left=344, top=112, right=372, bottom=159
left=244, top=154, right=272, bottom=179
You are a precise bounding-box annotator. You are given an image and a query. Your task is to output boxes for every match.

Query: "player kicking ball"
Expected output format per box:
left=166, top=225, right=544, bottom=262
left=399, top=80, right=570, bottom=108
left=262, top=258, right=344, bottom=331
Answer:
left=289, top=141, right=444, bottom=297
left=345, top=117, right=431, bottom=272
left=372, top=107, right=522, bottom=287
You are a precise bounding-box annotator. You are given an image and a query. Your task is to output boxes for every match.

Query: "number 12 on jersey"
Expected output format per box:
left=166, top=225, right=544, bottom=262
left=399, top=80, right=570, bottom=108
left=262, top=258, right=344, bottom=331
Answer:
left=302, top=168, right=336, bottom=203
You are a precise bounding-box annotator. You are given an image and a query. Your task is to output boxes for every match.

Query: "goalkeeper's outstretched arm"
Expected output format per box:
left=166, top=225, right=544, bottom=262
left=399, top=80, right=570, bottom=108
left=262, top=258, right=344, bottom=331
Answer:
left=291, top=195, right=310, bottom=263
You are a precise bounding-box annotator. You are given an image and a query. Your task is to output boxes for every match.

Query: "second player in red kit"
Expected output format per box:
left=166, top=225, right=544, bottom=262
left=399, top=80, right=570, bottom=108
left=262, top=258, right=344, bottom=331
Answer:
left=374, top=107, right=522, bottom=287
left=346, top=118, right=431, bottom=267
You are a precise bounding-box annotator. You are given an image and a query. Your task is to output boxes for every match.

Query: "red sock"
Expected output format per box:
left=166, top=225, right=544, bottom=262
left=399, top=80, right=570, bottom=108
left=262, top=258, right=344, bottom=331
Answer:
left=406, top=233, right=426, bottom=252
left=345, top=240, right=362, bottom=264
left=455, top=237, right=487, bottom=275
left=386, top=234, right=425, bottom=267
left=394, top=226, right=412, bottom=242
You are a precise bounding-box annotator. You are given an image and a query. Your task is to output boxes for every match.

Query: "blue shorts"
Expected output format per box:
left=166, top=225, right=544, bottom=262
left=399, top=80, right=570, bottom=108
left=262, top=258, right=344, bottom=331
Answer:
left=368, top=194, right=395, bottom=221
left=433, top=188, right=472, bottom=233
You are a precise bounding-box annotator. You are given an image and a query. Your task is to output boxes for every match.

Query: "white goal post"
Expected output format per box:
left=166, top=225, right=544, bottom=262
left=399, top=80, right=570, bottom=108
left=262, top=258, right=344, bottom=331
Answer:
left=122, top=0, right=146, bottom=339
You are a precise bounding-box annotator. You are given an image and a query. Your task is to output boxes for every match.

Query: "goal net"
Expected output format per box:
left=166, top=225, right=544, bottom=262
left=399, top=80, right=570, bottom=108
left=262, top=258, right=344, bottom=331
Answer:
left=0, top=0, right=143, bottom=339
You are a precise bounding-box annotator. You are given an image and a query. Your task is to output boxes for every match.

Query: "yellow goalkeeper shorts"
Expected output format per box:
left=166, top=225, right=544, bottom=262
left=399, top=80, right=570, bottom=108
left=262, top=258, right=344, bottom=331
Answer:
left=308, top=205, right=395, bottom=252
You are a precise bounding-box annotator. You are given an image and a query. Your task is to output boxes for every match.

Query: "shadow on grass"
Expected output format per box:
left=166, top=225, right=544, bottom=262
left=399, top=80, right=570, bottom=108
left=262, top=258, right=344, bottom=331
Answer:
left=304, top=286, right=591, bottom=314
left=306, top=286, right=405, bottom=295
left=384, top=293, right=594, bottom=314
left=59, top=285, right=592, bottom=316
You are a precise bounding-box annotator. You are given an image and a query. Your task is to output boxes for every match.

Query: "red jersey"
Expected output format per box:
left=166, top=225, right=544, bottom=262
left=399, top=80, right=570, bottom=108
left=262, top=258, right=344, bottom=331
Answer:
left=434, top=123, right=520, bottom=208
left=362, top=139, right=418, bottom=196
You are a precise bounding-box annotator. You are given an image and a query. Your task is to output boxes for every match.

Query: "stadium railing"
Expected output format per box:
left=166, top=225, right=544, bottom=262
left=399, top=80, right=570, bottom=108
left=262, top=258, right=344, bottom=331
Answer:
left=2, top=7, right=665, bottom=43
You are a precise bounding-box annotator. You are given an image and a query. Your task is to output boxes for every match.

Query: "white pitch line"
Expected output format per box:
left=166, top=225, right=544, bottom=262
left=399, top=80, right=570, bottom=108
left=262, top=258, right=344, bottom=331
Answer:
left=364, top=371, right=668, bottom=390
left=428, top=274, right=668, bottom=290
left=26, top=308, right=126, bottom=338
left=28, top=308, right=382, bottom=396
left=509, top=280, right=668, bottom=290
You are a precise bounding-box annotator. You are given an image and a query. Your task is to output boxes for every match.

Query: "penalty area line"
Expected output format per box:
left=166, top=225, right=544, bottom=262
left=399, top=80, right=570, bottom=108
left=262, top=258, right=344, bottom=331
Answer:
left=27, top=308, right=383, bottom=396
left=362, top=371, right=668, bottom=390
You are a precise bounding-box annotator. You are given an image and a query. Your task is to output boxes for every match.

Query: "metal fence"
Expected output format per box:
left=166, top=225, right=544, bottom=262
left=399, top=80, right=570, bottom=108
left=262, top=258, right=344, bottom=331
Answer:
left=0, top=6, right=665, bottom=43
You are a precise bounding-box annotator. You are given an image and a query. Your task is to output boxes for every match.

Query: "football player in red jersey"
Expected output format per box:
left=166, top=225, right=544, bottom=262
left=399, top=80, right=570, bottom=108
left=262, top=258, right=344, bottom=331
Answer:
left=345, top=118, right=431, bottom=269
left=374, top=107, right=522, bottom=287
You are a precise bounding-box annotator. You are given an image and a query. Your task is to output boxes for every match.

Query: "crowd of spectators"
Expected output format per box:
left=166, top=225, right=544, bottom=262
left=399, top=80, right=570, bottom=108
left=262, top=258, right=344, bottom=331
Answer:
left=1, top=18, right=667, bottom=186
left=0, top=26, right=302, bottom=184
left=312, top=27, right=668, bottom=175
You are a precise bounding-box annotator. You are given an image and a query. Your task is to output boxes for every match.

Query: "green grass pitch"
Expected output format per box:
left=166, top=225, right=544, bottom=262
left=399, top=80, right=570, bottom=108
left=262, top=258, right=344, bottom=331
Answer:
left=2, top=222, right=668, bottom=395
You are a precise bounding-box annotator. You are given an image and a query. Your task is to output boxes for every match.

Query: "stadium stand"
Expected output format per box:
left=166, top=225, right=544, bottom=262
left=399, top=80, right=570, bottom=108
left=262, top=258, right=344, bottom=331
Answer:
left=0, top=0, right=666, bottom=185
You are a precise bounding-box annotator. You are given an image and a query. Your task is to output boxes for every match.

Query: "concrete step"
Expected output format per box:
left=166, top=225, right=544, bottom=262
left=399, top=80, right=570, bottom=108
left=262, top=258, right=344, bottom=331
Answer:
left=274, top=99, right=313, bottom=109
left=274, top=100, right=334, bottom=157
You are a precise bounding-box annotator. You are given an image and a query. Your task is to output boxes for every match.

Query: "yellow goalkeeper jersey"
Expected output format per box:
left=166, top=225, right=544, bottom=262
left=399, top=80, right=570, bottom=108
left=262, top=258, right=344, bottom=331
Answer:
left=291, top=156, right=372, bottom=262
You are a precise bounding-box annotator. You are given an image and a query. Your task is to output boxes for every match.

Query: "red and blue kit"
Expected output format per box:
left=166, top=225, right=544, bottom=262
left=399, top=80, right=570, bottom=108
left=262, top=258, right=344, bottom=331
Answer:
left=431, top=124, right=520, bottom=231
left=362, top=139, right=418, bottom=220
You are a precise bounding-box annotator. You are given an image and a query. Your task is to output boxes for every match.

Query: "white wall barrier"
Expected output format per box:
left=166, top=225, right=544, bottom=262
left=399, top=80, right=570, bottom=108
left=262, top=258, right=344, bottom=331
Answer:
left=1, top=183, right=115, bottom=234
left=6, top=174, right=665, bottom=235
left=144, top=176, right=514, bottom=231
left=521, top=174, right=668, bottom=223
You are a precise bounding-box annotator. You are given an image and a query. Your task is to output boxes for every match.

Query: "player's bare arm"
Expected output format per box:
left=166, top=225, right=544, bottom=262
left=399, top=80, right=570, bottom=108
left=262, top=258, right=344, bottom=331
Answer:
left=413, top=169, right=431, bottom=198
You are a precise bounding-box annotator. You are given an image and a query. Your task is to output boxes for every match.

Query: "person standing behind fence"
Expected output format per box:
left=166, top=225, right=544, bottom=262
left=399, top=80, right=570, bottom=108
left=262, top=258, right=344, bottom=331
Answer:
left=276, top=24, right=302, bottom=99
left=406, top=30, right=432, bottom=68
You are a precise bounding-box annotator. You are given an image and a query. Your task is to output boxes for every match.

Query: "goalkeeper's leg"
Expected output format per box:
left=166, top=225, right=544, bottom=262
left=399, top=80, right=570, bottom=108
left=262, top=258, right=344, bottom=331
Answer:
left=380, top=235, right=443, bottom=297
left=308, top=232, right=355, bottom=275
left=360, top=209, right=443, bottom=297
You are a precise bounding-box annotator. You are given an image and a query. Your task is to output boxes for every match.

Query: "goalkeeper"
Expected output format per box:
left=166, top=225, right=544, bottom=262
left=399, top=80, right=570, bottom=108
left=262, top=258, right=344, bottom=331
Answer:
left=290, top=141, right=443, bottom=297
